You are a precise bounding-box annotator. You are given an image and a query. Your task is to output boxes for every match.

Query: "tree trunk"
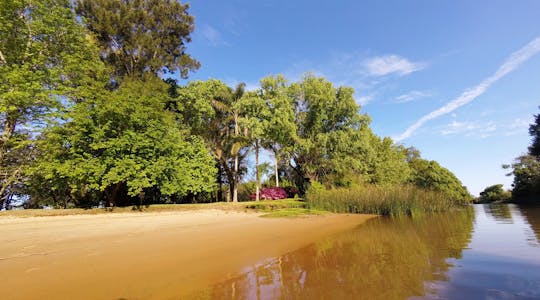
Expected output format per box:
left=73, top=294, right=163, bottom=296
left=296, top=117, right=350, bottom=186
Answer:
left=255, top=140, right=260, bottom=201
left=0, top=115, right=16, bottom=171
left=274, top=151, right=279, bottom=187
left=216, top=164, right=223, bottom=202
left=233, top=112, right=239, bottom=203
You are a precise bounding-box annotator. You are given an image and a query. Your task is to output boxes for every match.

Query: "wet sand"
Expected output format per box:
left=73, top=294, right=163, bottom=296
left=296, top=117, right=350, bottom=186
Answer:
left=0, top=209, right=374, bottom=300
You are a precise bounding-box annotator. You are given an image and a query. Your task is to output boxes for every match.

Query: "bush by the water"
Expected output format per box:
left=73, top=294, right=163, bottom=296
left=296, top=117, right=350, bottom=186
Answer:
left=306, top=185, right=468, bottom=217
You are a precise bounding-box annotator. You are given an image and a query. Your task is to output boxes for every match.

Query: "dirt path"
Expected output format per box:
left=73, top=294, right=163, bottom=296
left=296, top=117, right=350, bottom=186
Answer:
left=0, top=210, right=374, bottom=300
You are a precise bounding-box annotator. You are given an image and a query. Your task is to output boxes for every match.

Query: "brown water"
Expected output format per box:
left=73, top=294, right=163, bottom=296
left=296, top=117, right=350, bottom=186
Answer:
left=189, top=204, right=540, bottom=299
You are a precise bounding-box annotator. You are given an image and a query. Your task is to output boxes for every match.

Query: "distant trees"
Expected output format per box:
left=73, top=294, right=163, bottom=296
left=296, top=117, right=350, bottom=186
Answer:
left=503, top=107, right=540, bottom=203
left=405, top=148, right=471, bottom=204
left=476, top=184, right=511, bottom=204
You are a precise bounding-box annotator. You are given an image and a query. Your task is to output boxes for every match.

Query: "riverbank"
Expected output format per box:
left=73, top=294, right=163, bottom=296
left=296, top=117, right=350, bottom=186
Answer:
left=0, top=209, right=374, bottom=299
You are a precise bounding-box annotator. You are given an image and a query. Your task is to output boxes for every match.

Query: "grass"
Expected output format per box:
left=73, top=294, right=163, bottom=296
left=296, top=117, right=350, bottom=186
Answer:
left=0, top=199, right=309, bottom=218
left=259, top=208, right=329, bottom=218
left=306, top=185, right=465, bottom=217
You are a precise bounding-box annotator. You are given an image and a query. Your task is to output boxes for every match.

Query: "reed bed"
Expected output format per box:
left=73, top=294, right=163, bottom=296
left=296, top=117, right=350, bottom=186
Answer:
left=306, top=185, right=464, bottom=217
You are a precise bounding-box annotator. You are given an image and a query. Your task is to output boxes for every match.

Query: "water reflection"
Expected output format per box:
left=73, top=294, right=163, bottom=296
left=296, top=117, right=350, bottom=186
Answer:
left=517, top=205, right=540, bottom=244
left=188, top=208, right=474, bottom=300
left=484, top=203, right=513, bottom=223
left=419, top=204, right=540, bottom=299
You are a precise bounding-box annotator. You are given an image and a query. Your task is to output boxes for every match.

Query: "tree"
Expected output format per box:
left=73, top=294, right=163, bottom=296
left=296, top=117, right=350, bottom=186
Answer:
left=32, top=77, right=216, bottom=207
left=528, top=107, right=540, bottom=157
left=477, top=184, right=511, bottom=203
left=76, top=0, right=199, bottom=79
left=505, top=155, right=540, bottom=202
left=288, top=74, right=370, bottom=190
left=258, top=75, right=297, bottom=188
left=0, top=0, right=104, bottom=208
left=175, top=80, right=249, bottom=202
left=236, top=91, right=269, bottom=201
left=408, top=157, right=471, bottom=203
left=505, top=107, right=540, bottom=202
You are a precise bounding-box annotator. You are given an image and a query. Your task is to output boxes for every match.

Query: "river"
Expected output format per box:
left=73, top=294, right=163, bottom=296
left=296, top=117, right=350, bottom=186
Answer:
left=189, top=204, right=540, bottom=299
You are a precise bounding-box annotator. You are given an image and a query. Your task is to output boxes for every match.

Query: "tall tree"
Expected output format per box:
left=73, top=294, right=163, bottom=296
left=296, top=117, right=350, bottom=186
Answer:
left=76, top=0, right=199, bottom=79
left=236, top=91, right=269, bottom=200
left=529, top=108, right=540, bottom=157
left=259, top=75, right=297, bottom=188
left=32, top=77, right=216, bottom=207
left=176, top=80, right=249, bottom=202
left=288, top=74, right=370, bottom=190
left=0, top=0, right=104, bottom=208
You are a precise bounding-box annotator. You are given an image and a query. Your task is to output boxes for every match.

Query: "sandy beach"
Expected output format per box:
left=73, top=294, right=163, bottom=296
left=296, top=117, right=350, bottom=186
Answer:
left=0, top=209, right=374, bottom=299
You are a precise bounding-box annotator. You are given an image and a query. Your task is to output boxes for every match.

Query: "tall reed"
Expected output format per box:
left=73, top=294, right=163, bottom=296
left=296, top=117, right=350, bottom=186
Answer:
left=306, top=185, right=465, bottom=217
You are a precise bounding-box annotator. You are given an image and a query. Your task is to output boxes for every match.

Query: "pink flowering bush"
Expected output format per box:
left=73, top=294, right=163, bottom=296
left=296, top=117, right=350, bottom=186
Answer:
left=249, top=187, right=288, bottom=200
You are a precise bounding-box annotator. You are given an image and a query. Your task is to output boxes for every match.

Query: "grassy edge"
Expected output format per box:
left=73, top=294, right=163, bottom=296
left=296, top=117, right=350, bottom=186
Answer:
left=0, top=199, right=311, bottom=218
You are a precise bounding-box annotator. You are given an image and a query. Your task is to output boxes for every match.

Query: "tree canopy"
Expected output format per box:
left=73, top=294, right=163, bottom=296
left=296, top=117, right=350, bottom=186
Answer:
left=76, top=0, right=199, bottom=79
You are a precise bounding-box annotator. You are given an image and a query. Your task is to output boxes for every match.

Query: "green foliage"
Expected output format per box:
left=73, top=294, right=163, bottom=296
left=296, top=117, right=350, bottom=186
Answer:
left=408, top=156, right=472, bottom=203
left=0, top=0, right=106, bottom=207
left=31, top=77, right=216, bottom=206
left=76, top=0, right=199, bottom=78
left=505, top=107, right=540, bottom=203
left=506, top=155, right=540, bottom=202
left=289, top=74, right=371, bottom=188
left=529, top=108, right=540, bottom=157
left=306, top=184, right=464, bottom=217
left=476, top=184, right=511, bottom=203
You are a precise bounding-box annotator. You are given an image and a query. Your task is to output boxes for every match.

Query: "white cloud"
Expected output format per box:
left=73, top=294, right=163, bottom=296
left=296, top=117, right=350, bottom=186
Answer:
left=393, top=36, right=540, bottom=142
left=395, top=90, right=432, bottom=103
left=201, top=24, right=229, bottom=47
left=439, top=117, right=532, bottom=138
left=357, top=95, right=373, bottom=106
left=440, top=120, right=497, bottom=138
left=363, top=55, right=425, bottom=77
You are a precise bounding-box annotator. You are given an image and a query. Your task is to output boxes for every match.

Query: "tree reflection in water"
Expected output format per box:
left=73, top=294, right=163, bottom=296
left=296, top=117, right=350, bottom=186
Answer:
left=188, top=208, right=474, bottom=300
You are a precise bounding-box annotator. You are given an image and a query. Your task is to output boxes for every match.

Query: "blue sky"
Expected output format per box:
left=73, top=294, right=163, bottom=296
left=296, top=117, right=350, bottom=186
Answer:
left=181, top=0, right=540, bottom=195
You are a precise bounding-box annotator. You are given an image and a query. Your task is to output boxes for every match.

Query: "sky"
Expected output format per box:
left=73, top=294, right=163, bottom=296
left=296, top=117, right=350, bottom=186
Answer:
left=179, top=0, right=540, bottom=196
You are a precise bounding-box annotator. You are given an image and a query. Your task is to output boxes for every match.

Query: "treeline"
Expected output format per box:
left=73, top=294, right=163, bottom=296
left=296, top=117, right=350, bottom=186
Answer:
left=477, top=108, right=540, bottom=204
left=480, top=108, right=540, bottom=204
left=0, top=0, right=470, bottom=209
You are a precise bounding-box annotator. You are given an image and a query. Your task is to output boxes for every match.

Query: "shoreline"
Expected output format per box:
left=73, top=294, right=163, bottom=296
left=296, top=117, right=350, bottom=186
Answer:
left=0, top=209, right=376, bottom=299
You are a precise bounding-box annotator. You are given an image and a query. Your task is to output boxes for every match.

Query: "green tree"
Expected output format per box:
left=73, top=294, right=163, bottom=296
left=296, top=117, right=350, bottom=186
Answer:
left=288, top=74, right=370, bottom=190
left=529, top=108, right=540, bottom=157
left=176, top=80, right=249, bottom=202
left=32, top=77, right=216, bottom=207
left=505, top=155, right=540, bottom=202
left=236, top=91, right=268, bottom=200
left=408, top=157, right=471, bottom=203
left=477, top=184, right=511, bottom=203
left=258, top=75, right=297, bottom=188
left=76, top=0, right=199, bottom=79
left=505, top=107, right=540, bottom=202
left=0, top=0, right=104, bottom=208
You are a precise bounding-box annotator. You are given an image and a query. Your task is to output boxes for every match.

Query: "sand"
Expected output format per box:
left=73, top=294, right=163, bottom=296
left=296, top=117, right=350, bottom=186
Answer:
left=0, top=209, right=374, bottom=300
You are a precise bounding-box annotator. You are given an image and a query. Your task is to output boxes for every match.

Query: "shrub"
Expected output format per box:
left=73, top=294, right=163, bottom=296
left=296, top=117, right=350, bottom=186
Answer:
left=249, top=187, right=288, bottom=200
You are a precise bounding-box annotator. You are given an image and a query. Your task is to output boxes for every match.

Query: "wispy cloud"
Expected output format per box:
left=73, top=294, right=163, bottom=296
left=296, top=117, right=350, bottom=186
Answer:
left=357, top=95, right=373, bottom=106
left=395, top=90, right=432, bottom=103
left=200, top=24, right=229, bottom=47
left=439, top=117, right=532, bottom=138
left=393, top=36, right=540, bottom=142
left=440, top=120, right=497, bottom=138
left=363, top=55, right=425, bottom=77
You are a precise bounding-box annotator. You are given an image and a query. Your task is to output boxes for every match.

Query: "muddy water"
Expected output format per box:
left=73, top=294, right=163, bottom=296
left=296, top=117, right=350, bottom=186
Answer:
left=190, top=204, right=540, bottom=299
